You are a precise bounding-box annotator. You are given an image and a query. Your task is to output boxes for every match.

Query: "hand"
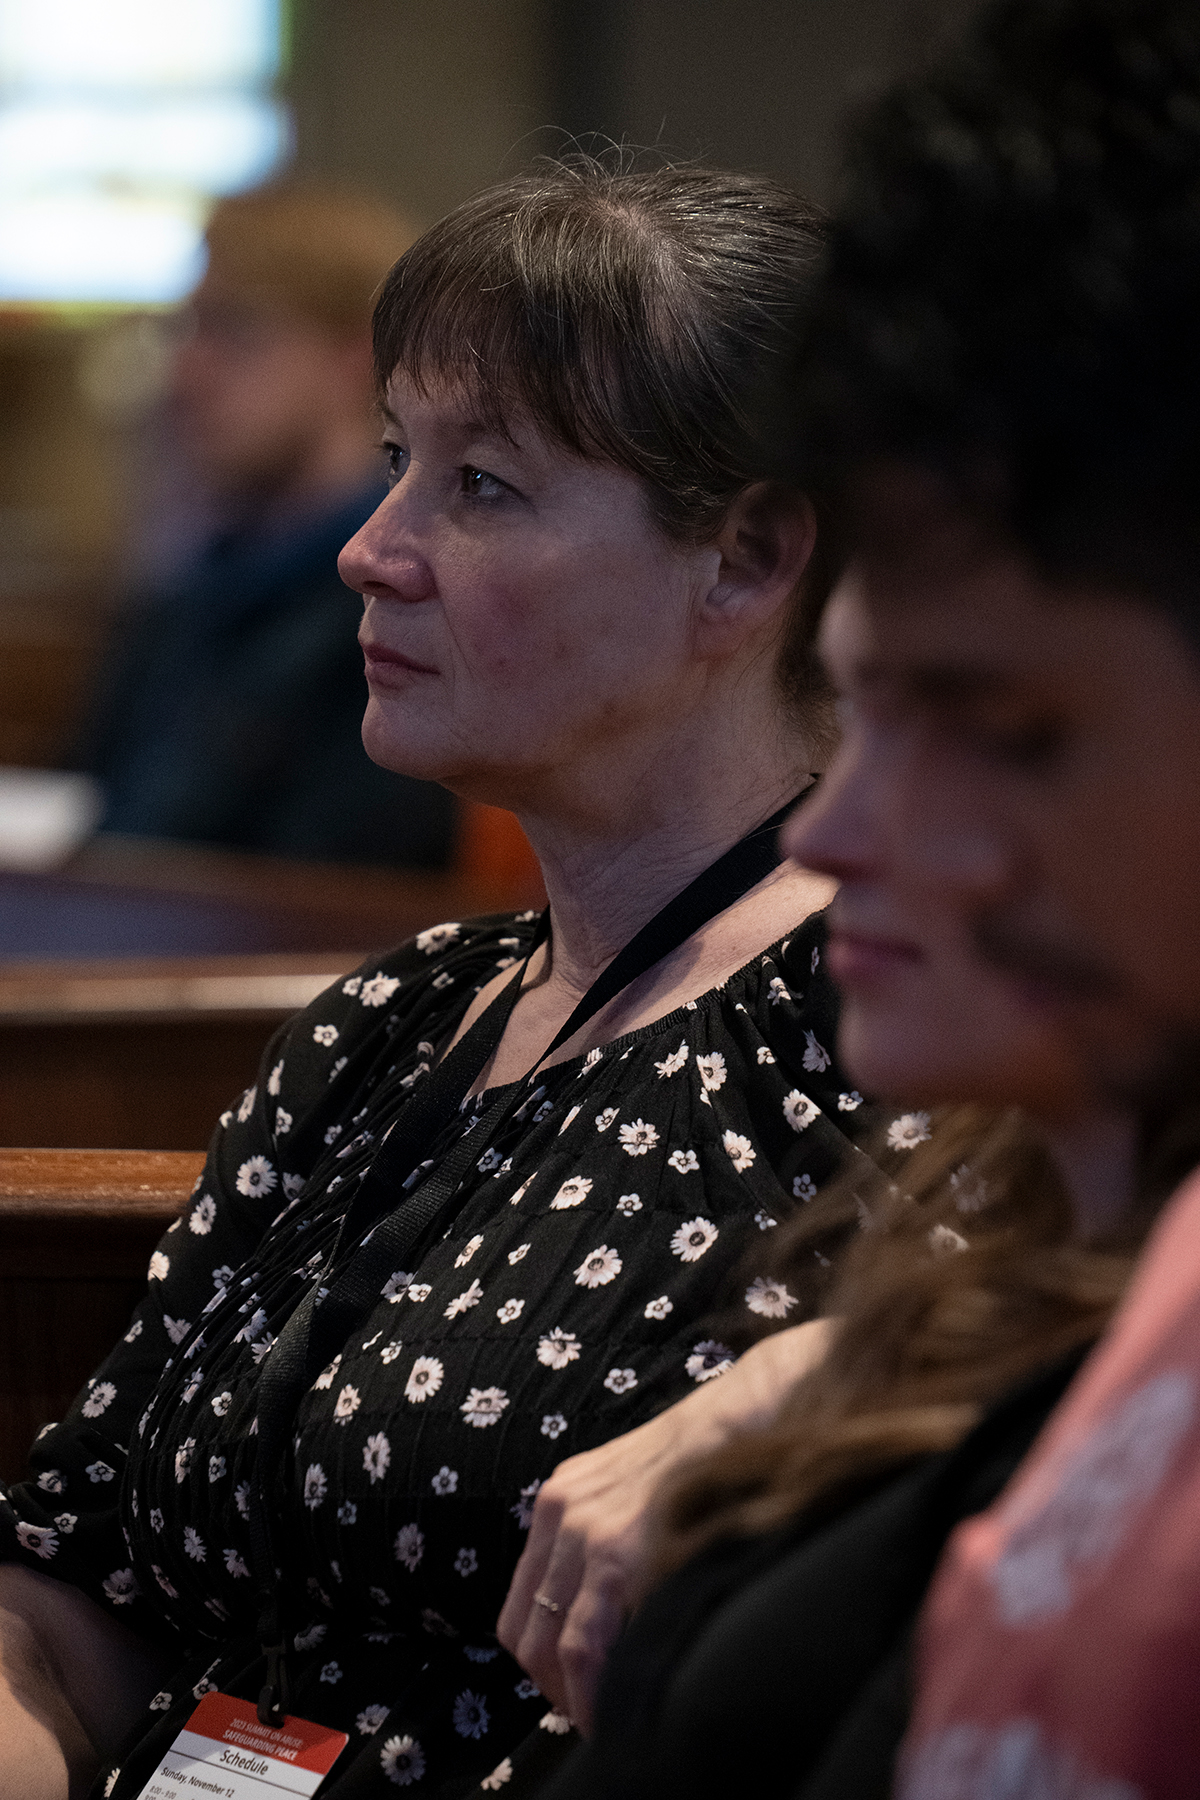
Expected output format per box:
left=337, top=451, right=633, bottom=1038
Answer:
left=496, top=1317, right=832, bottom=1734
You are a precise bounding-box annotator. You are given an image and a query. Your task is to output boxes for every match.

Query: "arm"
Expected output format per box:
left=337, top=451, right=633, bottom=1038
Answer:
left=497, top=1316, right=833, bottom=1734
left=0, top=1565, right=173, bottom=1800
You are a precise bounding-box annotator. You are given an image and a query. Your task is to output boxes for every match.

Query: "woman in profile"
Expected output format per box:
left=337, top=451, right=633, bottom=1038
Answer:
left=0, top=161, right=886, bottom=1799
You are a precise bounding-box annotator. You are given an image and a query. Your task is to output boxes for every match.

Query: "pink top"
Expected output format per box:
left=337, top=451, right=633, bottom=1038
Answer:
left=900, top=1166, right=1200, bottom=1800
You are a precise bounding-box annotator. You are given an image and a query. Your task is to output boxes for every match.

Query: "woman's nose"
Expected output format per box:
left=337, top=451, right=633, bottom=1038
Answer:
left=338, top=491, right=435, bottom=603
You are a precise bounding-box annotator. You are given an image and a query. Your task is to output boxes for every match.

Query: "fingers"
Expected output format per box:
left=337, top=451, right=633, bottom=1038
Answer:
left=497, top=1484, right=565, bottom=1658
left=557, top=1567, right=628, bottom=1738
left=506, top=1527, right=588, bottom=1713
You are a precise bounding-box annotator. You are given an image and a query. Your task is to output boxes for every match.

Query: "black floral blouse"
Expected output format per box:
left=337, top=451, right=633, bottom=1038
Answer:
left=0, top=909, right=890, bottom=1798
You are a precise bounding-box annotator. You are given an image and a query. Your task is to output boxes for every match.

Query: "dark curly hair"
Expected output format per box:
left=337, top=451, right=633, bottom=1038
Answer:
left=784, top=0, right=1200, bottom=628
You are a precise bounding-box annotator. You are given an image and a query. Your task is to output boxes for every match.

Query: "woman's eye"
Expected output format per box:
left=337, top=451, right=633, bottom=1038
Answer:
left=381, top=442, right=408, bottom=485
left=460, top=465, right=507, bottom=502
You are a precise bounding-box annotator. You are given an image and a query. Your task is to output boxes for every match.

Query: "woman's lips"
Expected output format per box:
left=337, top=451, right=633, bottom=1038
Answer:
left=826, top=929, right=923, bottom=987
left=360, top=640, right=437, bottom=684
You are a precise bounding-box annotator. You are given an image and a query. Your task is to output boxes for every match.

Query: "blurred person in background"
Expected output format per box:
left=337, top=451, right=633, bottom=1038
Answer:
left=76, top=184, right=458, bottom=868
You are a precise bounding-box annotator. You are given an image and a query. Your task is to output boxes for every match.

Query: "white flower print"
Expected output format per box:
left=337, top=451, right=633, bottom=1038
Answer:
left=929, top=1222, right=969, bottom=1256
left=341, top=975, right=362, bottom=996
left=595, top=1107, right=619, bottom=1132
left=532, top=1101, right=554, bottom=1124
left=17, top=1522, right=58, bottom=1560
left=482, top=1758, right=513, bottom=1790
left=496, top=1298, right=525, bottom=1324
left=460, top=1386, right=509, bottom=1428
left=603, top=1367, right=637, bottom=1394
left=380, top=1733, right=425, bottom=1786
left=183, top=1527, right=206, bottom=1561
left=477, top=1148, right=502, bottom=1173
left=360, top=974, right=401, bottom=1007
left=324, top=1124, right=342, bottom=1146
left=320, top=1660, right=343, bottom=1684
left=951, top=1164, right=989, bottom=1213
left=382, top=1272, right=412, bottom=1303
left=102, top=1568, right=139, bottom=1605
left=330, top=1056, right=348, bottom=1080
left=431, top=1466, right=458, bottom=1495
left=151, top=1563, right=178, bottom=1598
left=551, top=1176, right=593, bottom=1210
left=838, top=1090, right=864, bottom=1112
left=722, top=1130, right=755, bottom=1171
left=407, top=1283, right=432, bottom=1303
left=783, top=1089, right=821, bottom=1133
left=380, top=1340, right=404, bottom=1365
left=164, top=1315, right=192, bottom=1345
left=36, top=1470, right=63, bottom=1495
left=509, top=1178, right=534, bottom=1206
left=337, top=1501, right=357, bottom=1526
left=380, top=1733, right=425, bottom=1787
left=510, top=1479, right=543, bottom=1530
left=667, top=1148, right=699, bottom=1174
left=444, top=1279, right=484, bottom=1319
left=188, top=1195, right=217, bottom=1236
left=82, top=1381, right=116, bottom=1418
left=574, top=1245, right=622, bottom=1288
left=686, top=1340, right=735, bottom=1382
left=123, top=1318, right=143, bottom=1343
left=453, top=1691, right=490, bottom=1740
left=767, top=976, right=792, bottom=1005
left=235, top=1155, right=276, bottom=1198
left=541, top=1413, right=568, bottom=1440
left=173, top=1439, right=195, bottom=1483
left=756, top=1045, right=776, bottom=1065
left=236, top=1086, right=257, bottom=1123
left=210, top=1390, right=232, bottom=1418
left=455, top=1233, right=485, bottom=1267
left=358, top=1703, right=391, bottom=1735
left=334, top=1384, right=361, bottom=1424
left=147, top=1250, right=170, bottom=1282
left=619, top=1119, right=658, bottom=1156
left=696, top=1051, right=727, bottom=1092
left=416, top=921, right=461, bottom=955
left=149, top=1507, right=164, bottom=1532
left=275, top=1107, right=293, bottom=1136
left=235, top=1482, right=251, bottom=1520
left=312, top=1023, right=339, bottom=1047
left=540, top=1710, right=572, bottom=1735
left=294, top=1623, right=327, bottom=1652
left=802, top=1030, right=831, bottom=1072
left=267, top=1061, right=284, bottom=1095
left=515, top=1678, right=540, bottom=1699
left=583, top=1046, right=602, bottom=1069
left=558, top=1105, right=582, bottom=1135
left=304, top=1464, right=328, bottom=1509
left=745, top=1276, right=799, bottom=1319
left=224, top=1549, right=250, bottom=1579
left=654, top=1042, right=689, bottom=1078
left=208, top=1455, right=225, bottom=1482
left=671, top=1217, right=718, bottom=1262
left=754, top=1208, right=778, bottom=1231
left=454, top=1547, right=478, bottom=1577
left=149, top=1690, right=172, bottom=1710
left=405, top=1356, right=444, bottom=1404
left=363, top=1432, right=391, bottom=1484
left=508, top=1243, right=531, bottom=1265
left=887, top=1111, right=933, bottom=1151
left=394, top=1523, right=425, bottom=1572
left=645, top=1296, right=675, bottom=1322
left=615, top=1192, right=643, bottom=1215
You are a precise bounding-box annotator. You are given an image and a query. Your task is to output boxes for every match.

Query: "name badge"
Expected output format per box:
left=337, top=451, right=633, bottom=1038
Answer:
left=135, top=1691, right=348, bottom=1799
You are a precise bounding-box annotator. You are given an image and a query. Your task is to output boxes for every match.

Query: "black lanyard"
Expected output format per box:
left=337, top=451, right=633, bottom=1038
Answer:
left=249, top=788, right=809, bottom=1725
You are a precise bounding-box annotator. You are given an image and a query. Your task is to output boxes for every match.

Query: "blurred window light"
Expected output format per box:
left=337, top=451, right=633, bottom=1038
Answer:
left=0, top=0, right=288, bottom=305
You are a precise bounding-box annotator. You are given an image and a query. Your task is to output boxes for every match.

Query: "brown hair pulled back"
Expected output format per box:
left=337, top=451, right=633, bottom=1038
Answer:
left=651, top=1106, right=1139, bottom=1578
left=371, top=155, right=832, bottom=725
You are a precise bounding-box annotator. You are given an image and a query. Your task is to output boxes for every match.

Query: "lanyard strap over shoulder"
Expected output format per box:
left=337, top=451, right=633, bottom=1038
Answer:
left=249, top=788, right=809, bottom=1724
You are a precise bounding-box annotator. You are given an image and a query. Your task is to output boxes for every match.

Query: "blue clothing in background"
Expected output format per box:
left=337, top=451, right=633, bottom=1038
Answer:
left=78, top=484, right=456, bottom=869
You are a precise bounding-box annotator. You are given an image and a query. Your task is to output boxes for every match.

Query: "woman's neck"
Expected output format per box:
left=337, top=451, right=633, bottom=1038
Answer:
left=1046, top=1110, right=1138, bottom=1240
left=516, top=752, right=813, bottom=1000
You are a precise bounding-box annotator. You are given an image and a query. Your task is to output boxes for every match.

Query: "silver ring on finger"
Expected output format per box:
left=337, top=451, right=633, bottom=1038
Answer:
left=533, top=1591, right=561, bottom=1615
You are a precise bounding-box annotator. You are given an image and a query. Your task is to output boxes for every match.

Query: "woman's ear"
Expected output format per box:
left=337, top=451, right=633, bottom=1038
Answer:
left=694, top=482, right=819, bottom=652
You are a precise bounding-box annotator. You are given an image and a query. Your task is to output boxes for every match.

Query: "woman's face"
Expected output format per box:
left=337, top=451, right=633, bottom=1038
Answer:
left=781, top=578, right=1095, bottom=1120
left=337, top=372, right=719, bottom=808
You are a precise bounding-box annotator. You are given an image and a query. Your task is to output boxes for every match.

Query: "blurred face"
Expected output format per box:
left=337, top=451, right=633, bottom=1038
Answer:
left=337, top=372, right=718, bottom=808
left=172, top=283, right=369, bottom=494
left=782, top=584, right=1094, bottom=1118
left=786, top=497, right=1200, bottom=1111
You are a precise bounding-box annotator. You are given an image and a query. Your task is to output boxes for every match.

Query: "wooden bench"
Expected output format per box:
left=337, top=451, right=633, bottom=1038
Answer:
left=0, top=1148, right=203, bottom=1481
